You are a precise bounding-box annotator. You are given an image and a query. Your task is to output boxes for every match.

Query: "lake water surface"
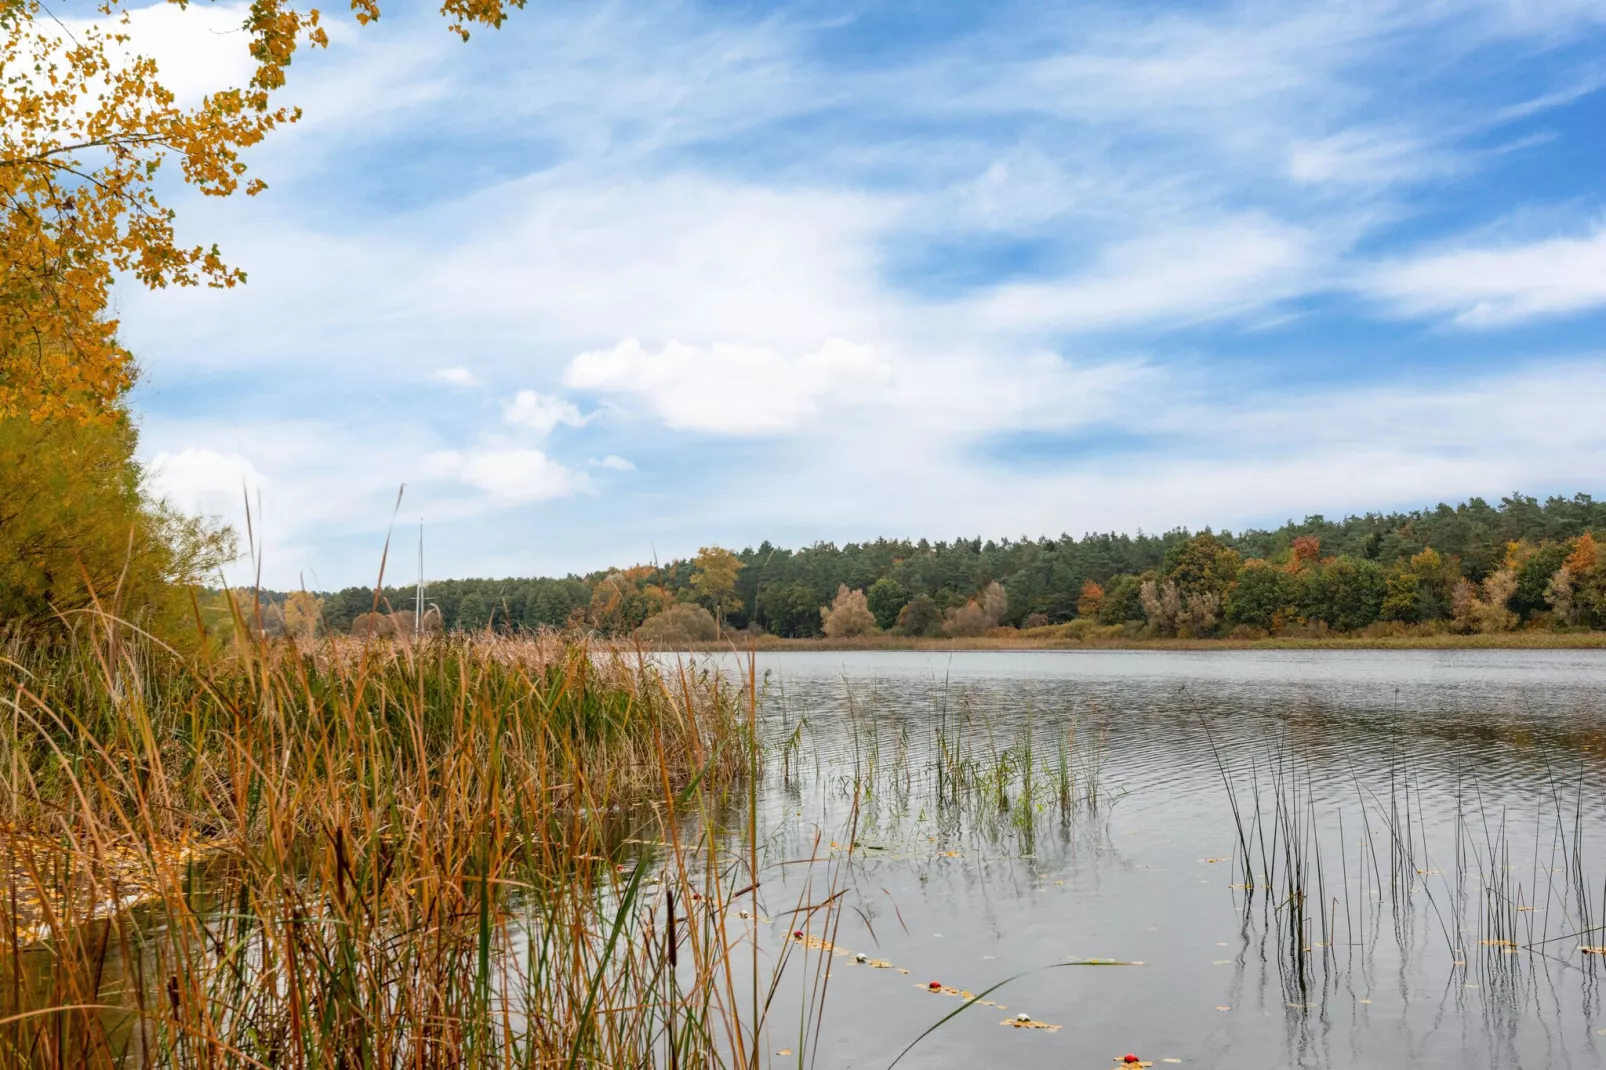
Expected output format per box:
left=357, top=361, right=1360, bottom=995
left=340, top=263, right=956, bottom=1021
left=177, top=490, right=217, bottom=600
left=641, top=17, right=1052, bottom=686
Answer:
left=705, top=649, right=1606, bottom=1070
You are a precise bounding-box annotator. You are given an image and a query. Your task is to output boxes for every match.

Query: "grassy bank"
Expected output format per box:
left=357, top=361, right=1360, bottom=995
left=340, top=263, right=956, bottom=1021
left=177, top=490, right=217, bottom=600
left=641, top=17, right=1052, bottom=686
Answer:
left=675, top=630, right=1606, bottom=652
left=0, top=621, right=794, bottom=1068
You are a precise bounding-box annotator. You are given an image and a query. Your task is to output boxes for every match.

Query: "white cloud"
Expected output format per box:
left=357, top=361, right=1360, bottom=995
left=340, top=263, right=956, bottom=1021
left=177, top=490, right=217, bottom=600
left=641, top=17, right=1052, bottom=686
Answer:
left=408, top=177, right=892, bottom=352
left=502, top=390, right=589, bottom=433
left=971, top=218, right=1319, bottom=332
left=146, top=448, right=263, bottom=520
left=424, top=449, right=588, bottom=502
left=42, top=2, right=256, bottom=113
left=121, top=174, right=897, bottom=377
left=110, top=0, right=1606, bottom=586
left=431, top=366, right=481, bottom=387
left=1368, top=224, right=1606, bottom=326
left=1288, top=129, right=1445, bottom=187
left=565, top=337, right=892, bottom=435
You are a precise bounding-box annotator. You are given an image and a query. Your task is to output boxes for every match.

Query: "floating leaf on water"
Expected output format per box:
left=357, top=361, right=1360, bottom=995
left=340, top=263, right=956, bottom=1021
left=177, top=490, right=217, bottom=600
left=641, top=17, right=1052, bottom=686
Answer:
left=1215, top=1006, right=1231, bottom=1011
left=1201, top=857, right=1230, bottom=864
left=1162, top=1060, right=1183, bottom=1065
left=1581, top=947, right=1606, bottom=955
left=1212, top=960, right=1232, bottom=966
left=1479, top=940, right=1516, bottom=947
left=920, top=983, right=971, bottom=999
left=776, top=1049, right=792, bottom=1056
left=1001, top=1017, right=1060, bottom=1031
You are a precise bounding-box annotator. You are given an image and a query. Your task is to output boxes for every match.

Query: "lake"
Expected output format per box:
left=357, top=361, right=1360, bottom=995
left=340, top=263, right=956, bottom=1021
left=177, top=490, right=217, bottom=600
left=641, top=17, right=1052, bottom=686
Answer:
left=692, top=649, right=1606, bottom=1069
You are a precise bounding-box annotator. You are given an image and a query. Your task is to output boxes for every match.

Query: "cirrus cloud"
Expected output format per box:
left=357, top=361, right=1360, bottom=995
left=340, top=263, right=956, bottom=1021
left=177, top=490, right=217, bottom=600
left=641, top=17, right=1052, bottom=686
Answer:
left=1368, top=223, right=1606, bottom=327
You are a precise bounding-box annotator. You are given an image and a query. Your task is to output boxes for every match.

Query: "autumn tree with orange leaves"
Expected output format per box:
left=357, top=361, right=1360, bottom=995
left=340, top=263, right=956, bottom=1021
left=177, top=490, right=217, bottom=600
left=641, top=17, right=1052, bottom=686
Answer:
left=0, top=0, right=522, bottom=420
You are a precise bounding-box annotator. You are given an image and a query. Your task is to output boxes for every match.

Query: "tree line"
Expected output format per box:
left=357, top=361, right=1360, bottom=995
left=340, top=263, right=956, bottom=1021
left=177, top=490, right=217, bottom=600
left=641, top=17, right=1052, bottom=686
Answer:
left=244, top=492, right=1606, bottom=640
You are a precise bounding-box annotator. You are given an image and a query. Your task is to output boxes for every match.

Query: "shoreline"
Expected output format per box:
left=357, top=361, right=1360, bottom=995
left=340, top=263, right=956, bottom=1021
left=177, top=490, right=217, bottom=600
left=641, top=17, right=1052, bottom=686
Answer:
left=671, top=632, right=1606, bottom=653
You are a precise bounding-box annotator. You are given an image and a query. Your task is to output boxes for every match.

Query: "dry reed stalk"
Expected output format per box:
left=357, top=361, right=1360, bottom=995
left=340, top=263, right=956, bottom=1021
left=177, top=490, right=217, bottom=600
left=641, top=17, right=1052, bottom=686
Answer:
left=0, top=621, right=787, bottom=1068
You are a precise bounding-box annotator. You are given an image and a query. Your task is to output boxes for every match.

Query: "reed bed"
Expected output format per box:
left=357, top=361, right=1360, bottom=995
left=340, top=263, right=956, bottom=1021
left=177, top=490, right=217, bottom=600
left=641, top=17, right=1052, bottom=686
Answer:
left=1202, top=716, right=1606, bottom=1003
left=0, top=619, right=819, bottom=1068
left=765, top=677, right=1114, bottom=861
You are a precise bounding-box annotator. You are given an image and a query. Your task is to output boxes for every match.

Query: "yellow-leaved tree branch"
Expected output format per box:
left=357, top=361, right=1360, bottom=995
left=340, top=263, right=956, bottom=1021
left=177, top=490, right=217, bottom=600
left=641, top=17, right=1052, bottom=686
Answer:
left=0, top=0, right=522, bottom=421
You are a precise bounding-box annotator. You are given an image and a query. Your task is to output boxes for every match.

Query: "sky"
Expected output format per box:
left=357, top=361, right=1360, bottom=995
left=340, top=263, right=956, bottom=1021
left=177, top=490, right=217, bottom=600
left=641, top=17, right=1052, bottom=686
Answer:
left=116, top=0, right=1606, bottom=589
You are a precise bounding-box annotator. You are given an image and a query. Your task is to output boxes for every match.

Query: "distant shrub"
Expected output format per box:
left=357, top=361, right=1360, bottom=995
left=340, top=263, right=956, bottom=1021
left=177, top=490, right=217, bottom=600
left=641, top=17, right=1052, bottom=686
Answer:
left=1062, top=617, right=1099, bottom=639
left=351, top=611, right=396, bottom=638
left=638, top=603, right=719, bottom=645
left=942, top=601, right=991, bottom=638
left=1452, top=570, right=1518, bottom=634
left=896, top=594, right=941, bottom=636
left=980, top=581, right=1008, bottom=625
left=940, top=581, right=1010, bottom=638
left=821, top=585, right=877, bottom=638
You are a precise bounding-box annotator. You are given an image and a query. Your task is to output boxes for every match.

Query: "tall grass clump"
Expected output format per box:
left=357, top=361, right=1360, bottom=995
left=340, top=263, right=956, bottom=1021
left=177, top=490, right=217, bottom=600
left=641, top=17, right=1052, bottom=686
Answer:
left=0, top=616, right=776, bottom=1068
left=1202, top=712, right=1606, bottom=1003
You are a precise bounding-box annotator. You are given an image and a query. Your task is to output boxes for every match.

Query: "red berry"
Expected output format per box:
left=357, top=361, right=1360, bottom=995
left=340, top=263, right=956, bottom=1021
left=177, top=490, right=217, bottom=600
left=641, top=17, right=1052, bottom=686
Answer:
left=928, top=981, right=942, bottom=990
left=793, top=930, right=804, bottom=939
left=1123, top=1056, right=1140, bottom=1065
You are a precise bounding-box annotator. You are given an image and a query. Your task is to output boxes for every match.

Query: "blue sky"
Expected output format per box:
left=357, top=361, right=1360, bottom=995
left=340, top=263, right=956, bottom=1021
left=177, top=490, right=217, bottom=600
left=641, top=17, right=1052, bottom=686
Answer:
left=118, top=0, right=1606, bottom=588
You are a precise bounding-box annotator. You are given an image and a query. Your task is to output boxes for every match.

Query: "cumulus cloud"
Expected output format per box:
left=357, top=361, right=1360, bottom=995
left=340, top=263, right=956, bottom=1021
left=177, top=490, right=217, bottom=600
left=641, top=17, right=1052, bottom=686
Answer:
left=502, top=390, right=590, bottom=433
left=565, top=337, right=892, bottom=434
left=146, top=448, right=263, bottom=518
left=1368, top=224, right=1606, bottom=326
left=590, top=455, right=636, bottom=472
left=431, top=366, right=481, bottom=387
left=424, top=448, right=588, bottom=501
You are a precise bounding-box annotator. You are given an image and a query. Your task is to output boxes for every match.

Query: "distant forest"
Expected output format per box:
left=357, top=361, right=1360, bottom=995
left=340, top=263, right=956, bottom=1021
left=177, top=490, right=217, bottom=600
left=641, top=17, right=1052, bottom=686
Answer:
left=251, top=493, right=1606, bottom=640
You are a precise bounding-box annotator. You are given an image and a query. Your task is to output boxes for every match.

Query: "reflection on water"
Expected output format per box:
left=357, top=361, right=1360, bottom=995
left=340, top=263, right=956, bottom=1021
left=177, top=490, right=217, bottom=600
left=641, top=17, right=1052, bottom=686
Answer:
left=703, top=649, right=1606, bottom=1070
